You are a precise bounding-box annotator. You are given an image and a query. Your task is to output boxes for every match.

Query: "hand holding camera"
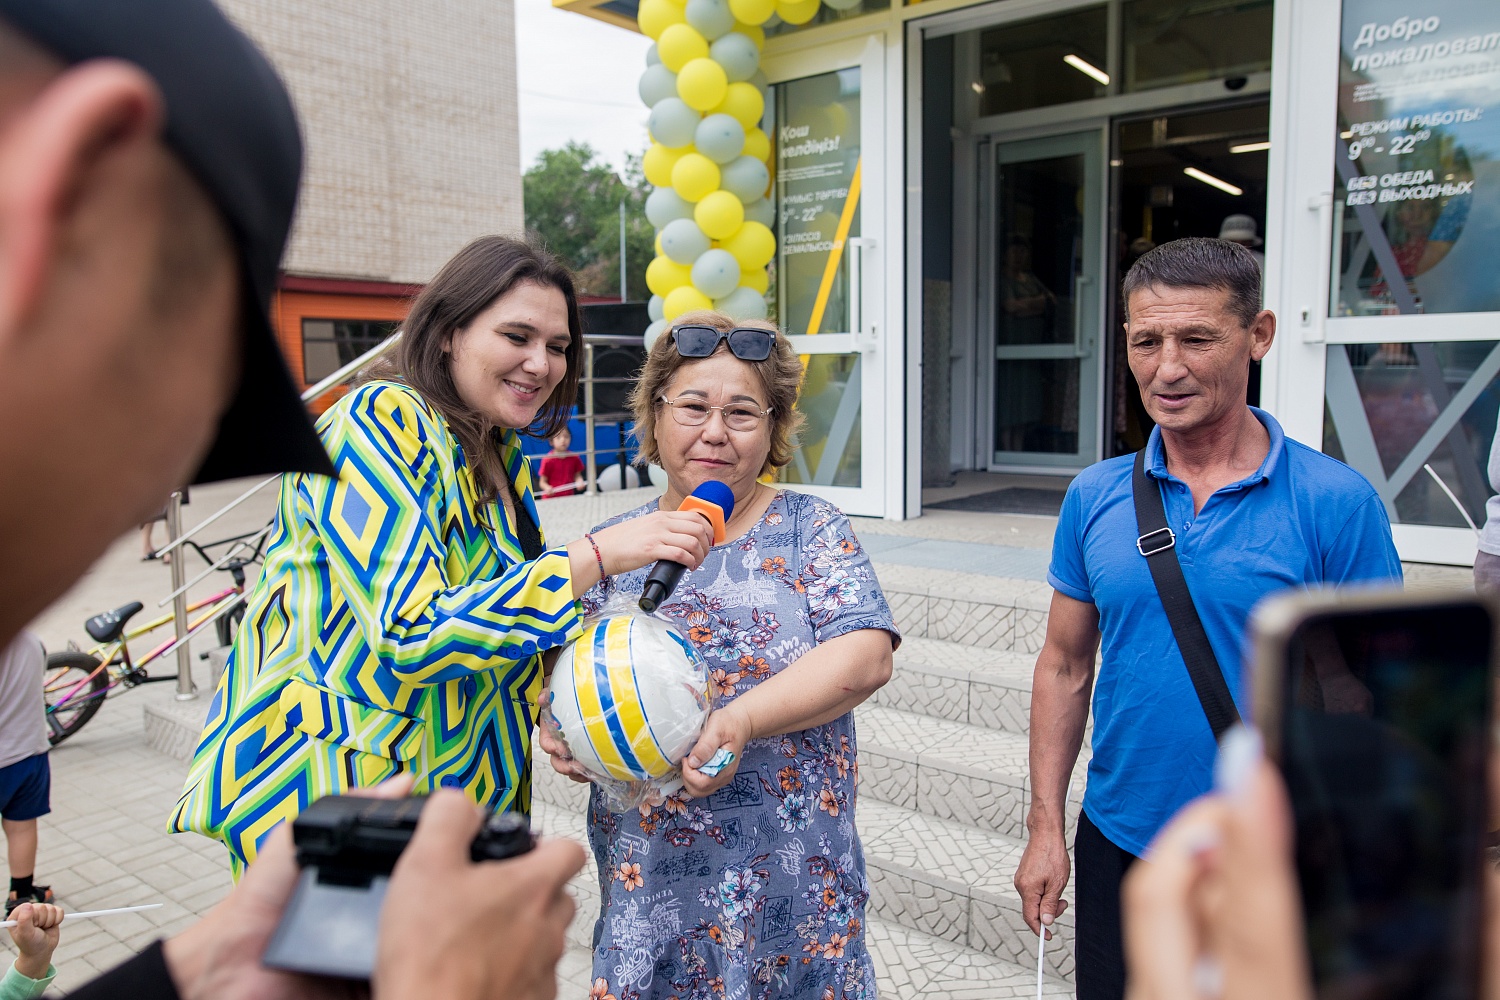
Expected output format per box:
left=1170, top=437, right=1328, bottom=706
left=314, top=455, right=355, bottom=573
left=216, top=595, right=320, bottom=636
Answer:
left=374, top=791, right=584, bottom=1000
left=262, top=790, right=573, bottom=987
left=161, top=779, right=584, bottom=1000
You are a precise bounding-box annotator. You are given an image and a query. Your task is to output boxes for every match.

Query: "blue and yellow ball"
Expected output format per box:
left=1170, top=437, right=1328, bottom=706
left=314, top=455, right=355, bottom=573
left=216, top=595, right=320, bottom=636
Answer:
left=548, top=614, right=710, bottom=782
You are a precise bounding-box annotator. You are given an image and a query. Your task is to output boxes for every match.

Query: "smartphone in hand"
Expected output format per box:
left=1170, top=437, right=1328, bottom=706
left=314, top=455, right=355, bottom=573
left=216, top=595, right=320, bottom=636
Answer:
left=1252, top=587, right=1495, bottom=1000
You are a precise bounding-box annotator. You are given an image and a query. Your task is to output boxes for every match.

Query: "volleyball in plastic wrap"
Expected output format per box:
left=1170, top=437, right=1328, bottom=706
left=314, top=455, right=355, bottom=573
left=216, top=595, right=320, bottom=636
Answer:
left=547, top=613, right=711, bottom=783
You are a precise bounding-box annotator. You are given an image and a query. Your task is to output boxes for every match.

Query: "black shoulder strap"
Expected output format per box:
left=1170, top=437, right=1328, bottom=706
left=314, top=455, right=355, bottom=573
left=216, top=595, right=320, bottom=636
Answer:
left=504, top=475, right=546, bottom=562
left=1131, top=449, right=1241, bottom=740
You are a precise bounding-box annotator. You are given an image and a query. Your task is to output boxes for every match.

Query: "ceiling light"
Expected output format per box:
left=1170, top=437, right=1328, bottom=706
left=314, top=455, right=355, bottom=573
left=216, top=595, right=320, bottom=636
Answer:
left=1183, top=166, right=1243, bottom=196
left=1063, top=54, right=1110, bottom=86
left=1229, top=140, right=1271, bottom=154
left=971, top=80, right=985, bottom=94
left=1340, top=130, right=1353, bottom=139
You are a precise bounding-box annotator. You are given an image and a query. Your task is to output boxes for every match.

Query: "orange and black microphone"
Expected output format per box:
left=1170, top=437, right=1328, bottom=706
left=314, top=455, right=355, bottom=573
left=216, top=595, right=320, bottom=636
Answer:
left=638, top=481, right=735, bottom=613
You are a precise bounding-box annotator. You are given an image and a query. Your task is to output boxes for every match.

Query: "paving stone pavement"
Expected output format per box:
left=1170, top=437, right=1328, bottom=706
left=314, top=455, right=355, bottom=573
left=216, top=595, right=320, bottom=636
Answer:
left=0, top=679, right=231, bottom=991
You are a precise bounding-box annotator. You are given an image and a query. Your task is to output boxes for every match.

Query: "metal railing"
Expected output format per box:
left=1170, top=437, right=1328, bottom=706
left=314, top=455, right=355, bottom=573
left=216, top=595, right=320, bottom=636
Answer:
left=153, top=329, right=646, bottom=694
left=573, top=334, right=645, bottom=496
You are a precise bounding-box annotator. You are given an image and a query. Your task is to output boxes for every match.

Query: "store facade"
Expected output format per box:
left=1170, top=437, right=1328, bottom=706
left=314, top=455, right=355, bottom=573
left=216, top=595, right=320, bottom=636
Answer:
left=563, top=0, right=1500, bottom=565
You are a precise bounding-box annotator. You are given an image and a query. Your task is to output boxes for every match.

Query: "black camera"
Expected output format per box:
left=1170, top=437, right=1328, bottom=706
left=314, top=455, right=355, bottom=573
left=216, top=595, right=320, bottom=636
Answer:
left=261, top=794, right=534, bottom=981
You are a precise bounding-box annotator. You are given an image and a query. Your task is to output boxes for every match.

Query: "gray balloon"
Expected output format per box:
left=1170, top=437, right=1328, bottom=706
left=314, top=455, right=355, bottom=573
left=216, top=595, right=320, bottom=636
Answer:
left=643, top=319, right=669, bottom=352
left=709, top=32, right=760, bottom=83
left=694, top=114, right=746, bottom=164
left=750, top=69, right=770, bottom=101
left=684, top=0, right=735, bottom=40
left=645, top=187, right=694, bottom=228
left=720, top=155, right=771, bottom=202
left=648, top=98, right=701, bottom=149
left=660, top=218, right=711, bottom=265
left=715, top=286, right=768, bottom=320
left=646, top=43, right=661, bottom=65
left=638, top=64, right=678, bottom=108
left=691, top=248, right=742, bottom=299
left=742, top=197, right=775, bottom=228
left=648, top=295, right=665, bottom=323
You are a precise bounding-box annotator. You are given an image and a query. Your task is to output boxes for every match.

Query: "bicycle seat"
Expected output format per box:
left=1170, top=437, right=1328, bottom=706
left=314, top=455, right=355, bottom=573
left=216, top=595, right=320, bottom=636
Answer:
left=85, top=601, right=144, bottom=643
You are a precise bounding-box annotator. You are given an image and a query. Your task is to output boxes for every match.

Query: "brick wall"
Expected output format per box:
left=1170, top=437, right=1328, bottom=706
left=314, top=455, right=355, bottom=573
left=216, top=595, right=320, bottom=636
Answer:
left=216, top=0, right=524, bottom=285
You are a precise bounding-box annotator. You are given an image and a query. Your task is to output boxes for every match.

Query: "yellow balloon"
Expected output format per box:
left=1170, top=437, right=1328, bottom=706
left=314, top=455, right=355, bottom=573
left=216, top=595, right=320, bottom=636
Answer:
left=643, top=143, right=687, bottom=187
left=676, top=57, right=728, bottom=112
left=734, top=22, right=765, bottom=47
left=657, top=24, right=708, bottom=73
left=776, top=0, right=819, bottom=24
left=727, top=0, right=775, bottom=25
left=671, top=152, right=721, bottom=202
left=723, top=220, right=775, bottom=270
left=655, top=232, right=664, bottom=256
left=711, top=81, right=764, bottom=129
left=739, top=268, right=769, bottom=294
left=637, top=0, right=686, bottom=39
left=742, top=126, right=771, bottom=162
left=694, top=191, right=745, bottom=241
left=664, top=285, right=714, bottom=320
left=646, top=255, right=693, bottom=297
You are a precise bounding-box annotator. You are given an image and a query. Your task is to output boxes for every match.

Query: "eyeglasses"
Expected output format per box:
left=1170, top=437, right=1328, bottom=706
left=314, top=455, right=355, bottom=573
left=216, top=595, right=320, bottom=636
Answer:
left=670, top=324, right=775, bottom=363
left=658, top=394, right=773, bottom=432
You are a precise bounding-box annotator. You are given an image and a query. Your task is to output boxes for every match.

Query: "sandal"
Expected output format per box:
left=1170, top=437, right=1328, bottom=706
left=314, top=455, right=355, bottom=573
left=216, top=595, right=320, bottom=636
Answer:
left=5, top=886, right=55, bottom=915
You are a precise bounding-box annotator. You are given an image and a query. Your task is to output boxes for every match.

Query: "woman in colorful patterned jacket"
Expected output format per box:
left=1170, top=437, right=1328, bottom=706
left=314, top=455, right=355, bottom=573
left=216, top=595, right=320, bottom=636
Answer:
left=171, top=236, right=716, bottom=870
left=538, top=312, right=899, bottom=1000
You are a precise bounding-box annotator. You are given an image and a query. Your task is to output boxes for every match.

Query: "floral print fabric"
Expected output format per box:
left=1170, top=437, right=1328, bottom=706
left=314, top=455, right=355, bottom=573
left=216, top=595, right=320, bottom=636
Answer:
left=581, top=490, right=899, bottom=1000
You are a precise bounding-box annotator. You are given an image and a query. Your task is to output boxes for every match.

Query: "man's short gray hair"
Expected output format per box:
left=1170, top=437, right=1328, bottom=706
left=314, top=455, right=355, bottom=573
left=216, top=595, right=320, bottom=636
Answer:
left=1122, top=237, right=1262, bottom=328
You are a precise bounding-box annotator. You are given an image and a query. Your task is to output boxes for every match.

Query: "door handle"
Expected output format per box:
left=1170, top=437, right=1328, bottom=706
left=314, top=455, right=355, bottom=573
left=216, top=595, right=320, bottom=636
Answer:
left=848, top=237, right=876, bottom=354
left=1073, top=274, right=1094, bottom=358
left=1303, top=192, right=1332, bottom=344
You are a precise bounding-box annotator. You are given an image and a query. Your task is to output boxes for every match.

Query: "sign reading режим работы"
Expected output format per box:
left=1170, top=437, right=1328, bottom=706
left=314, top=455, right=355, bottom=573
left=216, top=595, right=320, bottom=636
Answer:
left=1331, top=0, right=1500, bottom=316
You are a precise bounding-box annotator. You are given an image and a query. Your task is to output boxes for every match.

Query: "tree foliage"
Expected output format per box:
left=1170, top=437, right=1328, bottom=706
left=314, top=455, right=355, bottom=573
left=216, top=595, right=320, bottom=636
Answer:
left=522, top=141, right=654, bottom=300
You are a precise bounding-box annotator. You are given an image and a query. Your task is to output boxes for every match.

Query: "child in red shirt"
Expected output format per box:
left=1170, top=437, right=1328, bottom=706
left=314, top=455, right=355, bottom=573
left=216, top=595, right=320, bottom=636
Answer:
left=538, top=427, right=585, bottom=499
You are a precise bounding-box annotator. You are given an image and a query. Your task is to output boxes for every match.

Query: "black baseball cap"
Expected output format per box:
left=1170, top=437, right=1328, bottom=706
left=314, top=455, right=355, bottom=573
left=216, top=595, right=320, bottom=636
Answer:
left=0, top=0, right=336, bottom=483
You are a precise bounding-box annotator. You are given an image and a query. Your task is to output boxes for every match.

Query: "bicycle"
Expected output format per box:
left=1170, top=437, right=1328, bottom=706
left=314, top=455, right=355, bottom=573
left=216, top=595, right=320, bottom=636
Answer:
left=43, top=525, right=270, bottom=747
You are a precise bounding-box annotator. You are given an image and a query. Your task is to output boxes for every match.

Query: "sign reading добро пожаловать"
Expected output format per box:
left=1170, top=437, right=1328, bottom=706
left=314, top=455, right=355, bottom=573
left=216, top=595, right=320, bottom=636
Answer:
left=1333, top=0, right=1500, bottom=316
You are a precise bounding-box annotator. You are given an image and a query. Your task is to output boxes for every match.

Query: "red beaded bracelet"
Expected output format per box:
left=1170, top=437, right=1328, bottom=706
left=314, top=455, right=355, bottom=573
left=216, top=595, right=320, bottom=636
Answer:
left=584, top=532, right=606, bottom=580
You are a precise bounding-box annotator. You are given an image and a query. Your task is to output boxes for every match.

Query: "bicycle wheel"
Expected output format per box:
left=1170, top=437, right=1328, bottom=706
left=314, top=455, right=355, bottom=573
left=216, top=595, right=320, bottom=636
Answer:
left=44, top=651, right=109, bottom=747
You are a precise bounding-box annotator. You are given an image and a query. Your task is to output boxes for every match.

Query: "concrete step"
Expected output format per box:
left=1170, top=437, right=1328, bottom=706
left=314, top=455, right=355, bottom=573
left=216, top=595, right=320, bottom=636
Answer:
left=859, top=798, right=1076, bottom=983
left=876, top=636, right=1036, bottom=733
left=530, top=793, right=1073, bottom=998
left=871, top=564, right=1053, bottom=656
left=856, top=704, right=1085, bottom=841
left=531, top=748, right=1079, bottom=985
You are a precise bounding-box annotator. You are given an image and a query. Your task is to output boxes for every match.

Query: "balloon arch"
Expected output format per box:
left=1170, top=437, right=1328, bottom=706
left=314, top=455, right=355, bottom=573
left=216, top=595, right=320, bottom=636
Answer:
left=635, top=0, right=858, bottom=348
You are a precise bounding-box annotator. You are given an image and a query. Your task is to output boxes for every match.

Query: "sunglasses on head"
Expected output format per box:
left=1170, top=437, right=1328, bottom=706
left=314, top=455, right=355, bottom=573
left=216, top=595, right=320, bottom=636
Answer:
left=669, top=324, right=775, bottom=363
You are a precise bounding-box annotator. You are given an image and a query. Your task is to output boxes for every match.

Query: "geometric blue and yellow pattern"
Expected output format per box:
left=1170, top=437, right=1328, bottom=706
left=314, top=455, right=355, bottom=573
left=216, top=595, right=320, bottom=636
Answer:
left=169, top=381, right=582, bottom=870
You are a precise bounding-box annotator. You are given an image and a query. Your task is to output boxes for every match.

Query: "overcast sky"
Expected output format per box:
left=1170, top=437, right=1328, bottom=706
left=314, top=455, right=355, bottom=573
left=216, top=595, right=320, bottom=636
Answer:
left=515, top=0, right=652, bottom=176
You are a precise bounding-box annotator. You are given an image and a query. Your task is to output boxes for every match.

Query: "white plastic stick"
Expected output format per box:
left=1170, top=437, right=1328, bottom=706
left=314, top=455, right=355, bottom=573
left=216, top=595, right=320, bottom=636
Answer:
left=0, top=903, right=161, bottom=929
left=1036, top=921, right=1047, bottom=999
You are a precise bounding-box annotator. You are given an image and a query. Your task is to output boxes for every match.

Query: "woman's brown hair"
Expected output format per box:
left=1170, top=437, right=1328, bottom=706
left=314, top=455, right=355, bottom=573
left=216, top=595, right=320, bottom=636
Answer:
left=362, top=234, right=583, bottom=502
left=629, top=311, right=804, bottom=478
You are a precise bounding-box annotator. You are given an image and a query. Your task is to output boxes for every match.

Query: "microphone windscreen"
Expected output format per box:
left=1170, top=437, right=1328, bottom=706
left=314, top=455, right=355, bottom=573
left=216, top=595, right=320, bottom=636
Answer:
left=690, top=480, right=735, bottom=521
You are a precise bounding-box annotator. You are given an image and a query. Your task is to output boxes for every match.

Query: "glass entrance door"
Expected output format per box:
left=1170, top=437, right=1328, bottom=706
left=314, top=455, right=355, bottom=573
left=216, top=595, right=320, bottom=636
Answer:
left=765, top=36, right=890, bottom=517
left=986, top=130, right=1104, bottom=470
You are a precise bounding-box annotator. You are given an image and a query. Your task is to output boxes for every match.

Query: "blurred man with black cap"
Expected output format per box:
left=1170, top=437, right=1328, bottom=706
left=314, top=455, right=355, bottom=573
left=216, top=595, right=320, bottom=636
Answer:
left=0, top=2, right=582, bottom=997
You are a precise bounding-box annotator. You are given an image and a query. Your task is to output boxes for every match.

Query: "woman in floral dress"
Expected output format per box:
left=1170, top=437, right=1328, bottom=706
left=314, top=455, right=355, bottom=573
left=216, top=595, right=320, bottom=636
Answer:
left=539, top=313, right=899, bottom=1000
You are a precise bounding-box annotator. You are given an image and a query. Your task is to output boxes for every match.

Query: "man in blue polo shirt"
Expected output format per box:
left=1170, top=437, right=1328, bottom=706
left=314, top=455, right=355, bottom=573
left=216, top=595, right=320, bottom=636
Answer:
left=1013, top=237, right=1400, bottom=1000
